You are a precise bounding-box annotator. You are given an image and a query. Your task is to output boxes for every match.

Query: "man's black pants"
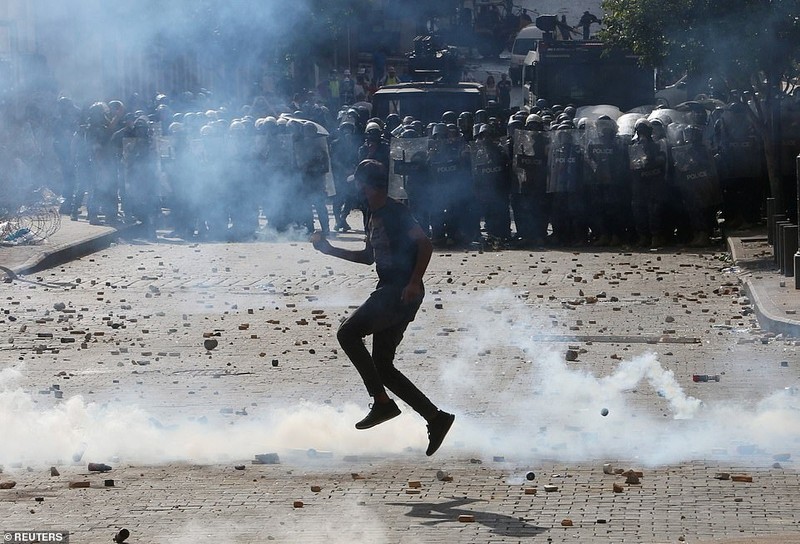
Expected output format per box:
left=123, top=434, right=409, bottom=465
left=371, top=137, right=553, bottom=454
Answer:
left=337, top=284, right=438, bottom=422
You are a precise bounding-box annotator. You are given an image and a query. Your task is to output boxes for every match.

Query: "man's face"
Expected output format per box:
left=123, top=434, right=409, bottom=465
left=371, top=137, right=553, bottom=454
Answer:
left=356, top=178, right=380, bottom=199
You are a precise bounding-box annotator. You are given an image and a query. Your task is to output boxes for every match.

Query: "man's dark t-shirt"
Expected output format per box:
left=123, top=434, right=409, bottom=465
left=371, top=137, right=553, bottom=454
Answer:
left=367, top=199, right=419, bottom=287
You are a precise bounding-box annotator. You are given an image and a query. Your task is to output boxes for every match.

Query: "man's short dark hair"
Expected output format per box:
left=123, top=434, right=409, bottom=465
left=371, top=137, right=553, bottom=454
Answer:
left=352, top=159, right=388, bottom=188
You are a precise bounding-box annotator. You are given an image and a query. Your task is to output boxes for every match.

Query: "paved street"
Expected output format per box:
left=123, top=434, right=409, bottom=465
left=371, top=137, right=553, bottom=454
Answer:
left=2, top=223, right=800, bottom=543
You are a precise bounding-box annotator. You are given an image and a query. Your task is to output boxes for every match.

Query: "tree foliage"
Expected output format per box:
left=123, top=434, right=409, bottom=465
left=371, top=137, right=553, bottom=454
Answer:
left=601, top=0, right=800, bottom=92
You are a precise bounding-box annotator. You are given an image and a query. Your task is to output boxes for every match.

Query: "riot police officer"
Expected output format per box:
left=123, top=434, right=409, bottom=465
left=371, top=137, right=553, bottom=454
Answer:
left=296, top=121, right=332, bottom=236
left=72, top=102, right=118, bottom=225
left=547, top=123, right=586, bottom=245
left=629, top=119, right=669, bottom=247
left=330, top=121, right=361, bottom=231
left=471, top=124, right=511, bottom=241
left=585, top=116, right=628, bottom=246
left=672, top=125, right=722, bottom=246
left=510, top=114, right=550, bottom=246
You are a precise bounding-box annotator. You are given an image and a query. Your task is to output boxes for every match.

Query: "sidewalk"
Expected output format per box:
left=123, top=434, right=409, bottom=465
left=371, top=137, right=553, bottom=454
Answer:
left=0, top=215, right=140, bottom=278
left=2, top=215, right=799, bottom=336
left=727, top=228, right=800, bottom=337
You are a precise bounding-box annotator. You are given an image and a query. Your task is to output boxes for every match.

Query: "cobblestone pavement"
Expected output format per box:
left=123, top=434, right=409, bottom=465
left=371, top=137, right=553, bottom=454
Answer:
left=1, top=226, right=800, bottom=543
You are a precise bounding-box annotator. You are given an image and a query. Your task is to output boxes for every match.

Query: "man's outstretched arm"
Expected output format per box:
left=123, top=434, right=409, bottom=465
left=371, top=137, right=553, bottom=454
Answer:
left=310, top=232, right=374, bottom=265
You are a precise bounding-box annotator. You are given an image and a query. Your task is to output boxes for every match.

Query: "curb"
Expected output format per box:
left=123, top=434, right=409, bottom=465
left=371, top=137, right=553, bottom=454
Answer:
left=11, top=222, right=141, bottom=277
left=741, top=278, right=800, bottom=337
left=727, top=235, right=800, bottom=338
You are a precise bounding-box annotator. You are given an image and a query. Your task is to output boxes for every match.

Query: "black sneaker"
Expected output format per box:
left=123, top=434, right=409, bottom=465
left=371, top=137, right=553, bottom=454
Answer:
left=354, top=400, right=401, bottom=430
left=426, top=411, right=455, bottom=456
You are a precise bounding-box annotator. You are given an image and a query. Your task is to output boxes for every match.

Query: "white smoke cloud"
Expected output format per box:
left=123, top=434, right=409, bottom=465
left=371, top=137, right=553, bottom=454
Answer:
left=1, top=289, right=798, bottom=469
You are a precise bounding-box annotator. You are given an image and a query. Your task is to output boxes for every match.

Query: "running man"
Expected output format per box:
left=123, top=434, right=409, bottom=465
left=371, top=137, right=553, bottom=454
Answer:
left=310, top=159, right=455, bottom=456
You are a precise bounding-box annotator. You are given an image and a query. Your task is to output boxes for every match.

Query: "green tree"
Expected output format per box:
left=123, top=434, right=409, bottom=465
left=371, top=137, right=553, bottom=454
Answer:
left=601, top=0, right=800, bottom=211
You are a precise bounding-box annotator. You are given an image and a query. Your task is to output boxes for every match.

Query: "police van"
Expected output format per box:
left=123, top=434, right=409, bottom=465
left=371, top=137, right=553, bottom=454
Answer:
left=509, top=24, right=543, bottom=86
left=371, top=81, right=487, bottom=124
left=371, top=33, right=487, bottom=123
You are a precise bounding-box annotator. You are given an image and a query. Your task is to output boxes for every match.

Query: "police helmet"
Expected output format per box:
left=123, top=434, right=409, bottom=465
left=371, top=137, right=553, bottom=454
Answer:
left=535, top=98, right=549, bottom=110
left=634, top=118, right=653, bottom=136
left=338, top=121, right=356, bottom=134
left=596, top=115, right=618, bottom=133
left=400, top=128, right=418, bottom=139
left=563, top=105, right=577, bottom=119
left=525, top=113, right=543, bottom=127
left=229, top=120, right=246, bottom=133
left=386, top=113, right=401, bottom=131
left=442, top=111, right=457, bottom=125
left=576, top=117, right=588, bottom=130
left=88, top=102, right=110, bottom=124
left=476, top=123, right=493, bottom=139
left=402, top=115, right=415, bottom=125
left=431, top=123, right=448, bottom=139
left=507, top=119, right=523, bottom=133
left=474, top=109, right=488, bottom=124
left=411, top=120, right=424, bottom=134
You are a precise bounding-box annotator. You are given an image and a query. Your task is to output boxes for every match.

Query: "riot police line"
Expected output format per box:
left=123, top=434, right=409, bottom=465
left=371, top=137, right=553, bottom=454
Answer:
left=37, top=91, right=800, bottom=247
left=385, top=99, right=780, bottom=249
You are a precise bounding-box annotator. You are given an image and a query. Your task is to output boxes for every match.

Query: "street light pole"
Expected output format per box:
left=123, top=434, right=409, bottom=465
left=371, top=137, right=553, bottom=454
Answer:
left=795, top=153, right=800, bottom=289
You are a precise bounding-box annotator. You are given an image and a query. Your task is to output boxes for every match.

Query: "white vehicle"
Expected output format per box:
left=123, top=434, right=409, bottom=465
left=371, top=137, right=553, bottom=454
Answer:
left=509, top=23, right=543, bottom=85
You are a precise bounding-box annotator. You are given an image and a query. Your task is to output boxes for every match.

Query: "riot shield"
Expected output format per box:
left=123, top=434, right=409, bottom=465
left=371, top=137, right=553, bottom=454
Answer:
left=427, top=139, right=462, bottom=181
left=628, top=138, right=668, bottom=174
left=390, top=137, right=428, bottom=201
left=584, top=128, right=625, bottom=187
left=717, top=108, right=761, bottom=179
left=617, top=113, right=647, bottom=138
left=648, top=108, right=686, bottom=127
left=294, top=135, right=335, bottom=196
left=512, top=128, right=548, bottom=194
left=671, top=143, right=721, bottom=206
left=547, top=128, right=582, bottom=193
left=470, top=139, right=509, bottom=199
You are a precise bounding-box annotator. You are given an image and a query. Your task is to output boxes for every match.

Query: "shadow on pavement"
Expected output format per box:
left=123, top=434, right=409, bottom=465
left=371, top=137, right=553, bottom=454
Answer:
left=387, top=496, right=548, bottom=537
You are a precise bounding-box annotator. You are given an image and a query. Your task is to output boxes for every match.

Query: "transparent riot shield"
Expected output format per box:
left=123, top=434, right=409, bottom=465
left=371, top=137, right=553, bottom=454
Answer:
left=389, top=137, right=428, bottom=201
left=547, top=128, right=582, bottom=193
left=512, top=128, right=548, bottom=194
left=671, top=144, right=721, bottom=206
left=469, top=139, right=508, bottom=199
left=294, top=135, right=335, bottom=197
left=584, top=124, right=625, bottom=187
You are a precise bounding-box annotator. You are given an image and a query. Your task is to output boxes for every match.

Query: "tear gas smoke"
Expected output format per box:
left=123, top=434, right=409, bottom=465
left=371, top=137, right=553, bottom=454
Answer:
left=1, top=289, right=798, bottom=468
